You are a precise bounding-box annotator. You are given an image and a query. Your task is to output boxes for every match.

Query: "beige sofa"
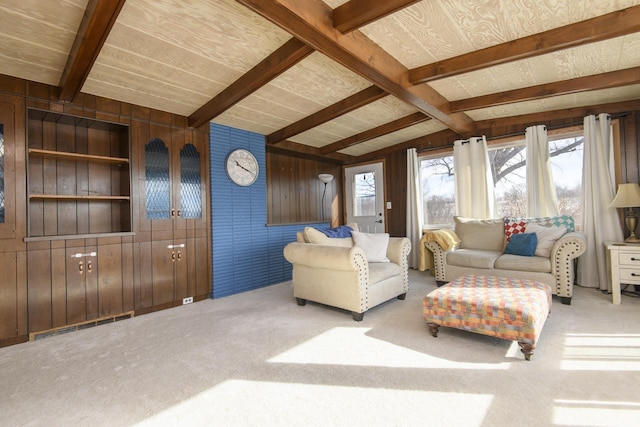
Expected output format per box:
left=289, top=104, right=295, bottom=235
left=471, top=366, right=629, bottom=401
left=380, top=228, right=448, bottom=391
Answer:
left=426, top=216, right=586, bottom=305
left=283, top=226, right=411, bottom=321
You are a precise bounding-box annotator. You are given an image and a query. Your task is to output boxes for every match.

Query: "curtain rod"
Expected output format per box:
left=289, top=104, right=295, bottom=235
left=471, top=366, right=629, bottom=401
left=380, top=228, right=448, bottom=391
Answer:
left=487, top=112, right=631, bottom=141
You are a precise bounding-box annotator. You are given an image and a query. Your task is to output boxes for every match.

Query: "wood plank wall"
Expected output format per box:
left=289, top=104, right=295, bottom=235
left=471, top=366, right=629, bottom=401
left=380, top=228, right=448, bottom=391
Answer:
left=267, top=150, right=342, bottom=227
left=0, top=74, right=211, bottom=347
left=383, top=110, right=640, bottom=237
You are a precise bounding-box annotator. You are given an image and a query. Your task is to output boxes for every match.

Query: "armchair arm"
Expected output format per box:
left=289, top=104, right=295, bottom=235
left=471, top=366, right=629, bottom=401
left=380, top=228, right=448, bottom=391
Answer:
left=283, top=242, right=367, bottom=272
left=387, top=237, right=411, bottom=266
left=387, top=237, right=411, bottom=293
left=550, top=231, right=587, bottom=298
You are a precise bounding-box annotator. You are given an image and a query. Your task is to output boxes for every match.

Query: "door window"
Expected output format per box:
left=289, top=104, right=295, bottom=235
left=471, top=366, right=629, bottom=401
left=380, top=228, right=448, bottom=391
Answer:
left=354, top=171, right=376, bottom=217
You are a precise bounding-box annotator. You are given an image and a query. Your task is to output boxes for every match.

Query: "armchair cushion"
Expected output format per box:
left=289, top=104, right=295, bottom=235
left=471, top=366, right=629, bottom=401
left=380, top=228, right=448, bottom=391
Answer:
left=352, top=231, right=390, bottom=262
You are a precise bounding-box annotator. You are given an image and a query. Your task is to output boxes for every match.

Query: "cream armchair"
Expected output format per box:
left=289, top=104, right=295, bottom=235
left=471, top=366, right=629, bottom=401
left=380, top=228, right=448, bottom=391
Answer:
left=283, top=236, right=411, bottom=321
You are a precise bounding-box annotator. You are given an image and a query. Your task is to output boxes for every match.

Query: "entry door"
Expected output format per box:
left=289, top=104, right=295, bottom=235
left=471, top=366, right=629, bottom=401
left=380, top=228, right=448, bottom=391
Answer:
left=345, top=162, right=385, bottom=233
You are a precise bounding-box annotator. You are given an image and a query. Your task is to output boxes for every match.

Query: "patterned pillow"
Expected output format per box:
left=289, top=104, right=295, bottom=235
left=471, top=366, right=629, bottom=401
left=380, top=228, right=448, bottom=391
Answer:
left=504, top=218, right=528, bottom=242
left=504, top=215, right=574, bottom=242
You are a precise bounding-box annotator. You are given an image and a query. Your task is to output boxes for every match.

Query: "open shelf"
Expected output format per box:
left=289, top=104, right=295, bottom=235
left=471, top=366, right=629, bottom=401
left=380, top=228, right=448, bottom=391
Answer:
left=27, top=109, right=132, bottom=238
left=28, top=148, right=129, bottom=164
left=29, top=194, right=131, bottom=201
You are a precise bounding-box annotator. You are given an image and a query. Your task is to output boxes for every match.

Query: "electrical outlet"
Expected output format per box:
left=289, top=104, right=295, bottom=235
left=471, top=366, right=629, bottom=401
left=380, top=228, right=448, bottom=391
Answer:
left=182, top=296, right=193, bottom=305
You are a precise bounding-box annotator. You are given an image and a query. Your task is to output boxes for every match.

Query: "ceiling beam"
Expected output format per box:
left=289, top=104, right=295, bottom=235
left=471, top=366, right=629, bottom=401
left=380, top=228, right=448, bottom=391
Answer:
left=267, top=140, right=356, bottom=164
left=474, top=99, right=639, bottom=132
left=236, top=0, right=476, bottom=136
left=408, top=5, right=640, bottom=84
left=189, top=37, right=313, bottom=128
left=359, top=99, right=639, bottom=162
left=333, top=0, right=421, bottom=33
left=449, top=66, right=640, bottom=113
left=267, top=85, right=387, bottom=144
left=58, top=0, right=126, bottom=102
left=357, top=128, right=459, bottom=163
left=320, top=112, right=429, bottom=154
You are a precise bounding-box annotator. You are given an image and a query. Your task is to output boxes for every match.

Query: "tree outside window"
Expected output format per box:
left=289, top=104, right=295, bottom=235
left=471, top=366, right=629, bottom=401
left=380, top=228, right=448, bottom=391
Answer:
left=420, top=136, right=583, bottom=227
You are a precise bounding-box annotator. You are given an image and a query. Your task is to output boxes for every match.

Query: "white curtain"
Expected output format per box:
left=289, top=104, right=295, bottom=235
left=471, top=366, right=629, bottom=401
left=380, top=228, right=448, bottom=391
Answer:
left=526, top=125, right=558, bottom=217
left=578, top=113, right=623, bottom=289
left=453, top=136, right=496, bottom=219
left=406, top=148, right=423, bottom=269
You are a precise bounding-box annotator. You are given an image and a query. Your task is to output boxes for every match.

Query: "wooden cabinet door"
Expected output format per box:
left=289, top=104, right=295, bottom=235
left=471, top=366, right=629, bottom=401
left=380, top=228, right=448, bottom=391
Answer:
left=152, top=240, right=175, bottom=306
left=27, top=246, right=52, bottom=333
left=0, top=252, right=18, bottom=341
left=65, top=246, right=87, bottom=325
left=97, top=243, right=124, bottom=317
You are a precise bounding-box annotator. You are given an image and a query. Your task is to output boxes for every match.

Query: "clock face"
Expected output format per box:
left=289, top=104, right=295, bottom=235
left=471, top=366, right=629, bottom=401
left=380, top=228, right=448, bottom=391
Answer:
left=226, top=149, right=259, bottom=186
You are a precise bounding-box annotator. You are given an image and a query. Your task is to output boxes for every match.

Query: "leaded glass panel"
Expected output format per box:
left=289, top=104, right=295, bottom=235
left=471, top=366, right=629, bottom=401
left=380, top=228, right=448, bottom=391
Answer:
left=0, top=124, right=4, bottom=224
left=145, top=138, right=170, bottom=220
left=180, top=143, right=202, bottom=219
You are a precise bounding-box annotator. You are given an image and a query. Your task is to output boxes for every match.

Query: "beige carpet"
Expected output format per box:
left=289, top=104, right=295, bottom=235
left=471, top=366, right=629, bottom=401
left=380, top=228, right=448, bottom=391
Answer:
left=1, top=271, right=639, bottom=427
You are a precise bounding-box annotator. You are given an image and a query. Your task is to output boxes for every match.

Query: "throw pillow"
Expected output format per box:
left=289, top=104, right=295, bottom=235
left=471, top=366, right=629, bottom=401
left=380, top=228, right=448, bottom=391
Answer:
left=504, top=217, right=528, bottom=242
left=526, top=223, right=567, bottom=257
left=351, top=231, right=390, bottom=262
left=454, top=216, right=505, bottom=251
left=304, top=227, right=353, bottom=247
left=504, top=232, right=538, bottom=257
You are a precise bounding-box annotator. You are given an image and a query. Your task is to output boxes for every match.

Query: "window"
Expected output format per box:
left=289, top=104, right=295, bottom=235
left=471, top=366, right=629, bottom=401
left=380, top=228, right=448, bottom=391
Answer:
left=420, top=134, right=584, bottom=227
left=354, top=171, right=376, bottom=217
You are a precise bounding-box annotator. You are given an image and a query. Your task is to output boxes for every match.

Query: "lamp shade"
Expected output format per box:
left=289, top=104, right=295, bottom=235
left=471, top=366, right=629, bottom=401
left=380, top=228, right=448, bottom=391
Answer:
left=610, top=183, right=640, bottom=208
left=318, top=173, right=334, bottom=184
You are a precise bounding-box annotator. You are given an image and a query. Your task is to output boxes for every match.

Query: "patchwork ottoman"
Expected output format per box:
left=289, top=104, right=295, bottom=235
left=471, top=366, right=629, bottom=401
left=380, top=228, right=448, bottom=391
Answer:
left=423, top=275, right=552, bottom=360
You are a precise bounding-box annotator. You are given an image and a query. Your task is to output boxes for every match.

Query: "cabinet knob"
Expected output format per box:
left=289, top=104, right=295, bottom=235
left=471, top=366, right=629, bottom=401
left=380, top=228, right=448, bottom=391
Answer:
left=177, top=250, right=182, bottom=261
left=171, top=209, right=175, bottom=217
left=79, top=261, right=84, bottom=274
left=631, top=257, right=640, bottom=261
left=171, top=252, right=176, bottom=262
left=87, top=260, right=93, bottom=273
left=177, top=210, right=181, bottom=217
left=632, top=273, right=639, bottom=277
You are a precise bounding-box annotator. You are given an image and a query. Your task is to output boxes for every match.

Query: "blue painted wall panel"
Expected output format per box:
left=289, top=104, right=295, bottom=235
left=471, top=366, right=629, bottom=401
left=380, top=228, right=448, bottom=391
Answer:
left=210, top=123, right=328, bottom=298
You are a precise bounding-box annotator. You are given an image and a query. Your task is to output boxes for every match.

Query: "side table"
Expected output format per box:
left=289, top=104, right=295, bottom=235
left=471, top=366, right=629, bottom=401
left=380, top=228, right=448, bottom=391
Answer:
left=605, top=241, right=640, bottom=304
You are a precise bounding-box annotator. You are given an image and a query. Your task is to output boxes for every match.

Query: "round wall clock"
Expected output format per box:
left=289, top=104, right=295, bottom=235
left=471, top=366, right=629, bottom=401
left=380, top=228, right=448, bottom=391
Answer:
left=226, top=148, right=259, bottom=186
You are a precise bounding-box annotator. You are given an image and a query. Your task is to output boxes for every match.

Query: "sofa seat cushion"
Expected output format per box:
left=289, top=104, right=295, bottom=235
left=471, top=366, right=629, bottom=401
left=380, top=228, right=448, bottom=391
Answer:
left=495, top=254, right=551, bottom=273
left=369, top=262, right=402, bottom=284
left=446, top=249, right=501, bottom=269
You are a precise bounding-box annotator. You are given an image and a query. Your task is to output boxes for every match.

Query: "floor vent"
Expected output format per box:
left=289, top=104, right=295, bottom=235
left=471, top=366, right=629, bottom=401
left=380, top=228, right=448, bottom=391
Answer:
left=29, top=311, right=135, bottom=341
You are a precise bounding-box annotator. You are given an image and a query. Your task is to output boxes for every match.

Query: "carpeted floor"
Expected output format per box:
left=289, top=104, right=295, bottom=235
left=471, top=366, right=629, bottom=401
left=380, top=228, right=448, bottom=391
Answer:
left=1, top=271, right=639, bottom=427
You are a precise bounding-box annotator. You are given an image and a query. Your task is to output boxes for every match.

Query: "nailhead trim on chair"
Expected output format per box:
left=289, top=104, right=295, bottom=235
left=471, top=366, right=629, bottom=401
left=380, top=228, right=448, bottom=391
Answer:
left=354, top=251, right=369, bottom=312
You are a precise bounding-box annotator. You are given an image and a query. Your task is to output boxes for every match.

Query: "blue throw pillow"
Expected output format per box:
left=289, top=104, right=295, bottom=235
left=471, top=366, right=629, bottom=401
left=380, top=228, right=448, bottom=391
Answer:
left=504, top=232, right=538, bottom=256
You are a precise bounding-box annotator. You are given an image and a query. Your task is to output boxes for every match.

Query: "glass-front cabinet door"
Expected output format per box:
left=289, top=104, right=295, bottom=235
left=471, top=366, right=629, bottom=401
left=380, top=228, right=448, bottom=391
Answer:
left=145, top=137, right=171, bottom=221
left=179, top=143, right=202, bottom=220
left=0, top=102, right=15, bottom=240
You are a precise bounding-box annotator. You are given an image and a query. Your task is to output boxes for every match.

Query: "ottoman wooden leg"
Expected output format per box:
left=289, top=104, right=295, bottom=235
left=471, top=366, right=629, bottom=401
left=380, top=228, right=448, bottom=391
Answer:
left=518, top=342, right=535, bottom=361
left=427, top=323, right=440, bottom=337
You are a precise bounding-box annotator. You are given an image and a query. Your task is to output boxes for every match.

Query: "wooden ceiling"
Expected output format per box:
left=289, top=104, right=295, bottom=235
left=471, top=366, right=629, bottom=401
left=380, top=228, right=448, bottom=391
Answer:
left=1, top=0, right=640, bottom=163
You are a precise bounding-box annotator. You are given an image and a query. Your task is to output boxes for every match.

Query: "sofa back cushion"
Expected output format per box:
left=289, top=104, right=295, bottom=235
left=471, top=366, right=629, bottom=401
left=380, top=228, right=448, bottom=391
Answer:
left=454, top=216, right=505, bottom=252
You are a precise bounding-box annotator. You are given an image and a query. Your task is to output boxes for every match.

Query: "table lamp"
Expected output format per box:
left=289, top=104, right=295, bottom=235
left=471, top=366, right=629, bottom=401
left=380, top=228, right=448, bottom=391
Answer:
left=610, top=183, right=640, bottom=243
